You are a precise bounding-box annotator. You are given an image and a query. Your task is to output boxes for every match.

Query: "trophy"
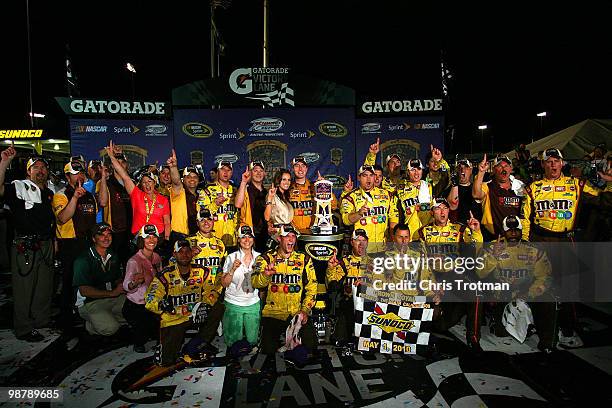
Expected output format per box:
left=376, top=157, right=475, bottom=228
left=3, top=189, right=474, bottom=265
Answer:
left=310, top=179, right=338, bottom=235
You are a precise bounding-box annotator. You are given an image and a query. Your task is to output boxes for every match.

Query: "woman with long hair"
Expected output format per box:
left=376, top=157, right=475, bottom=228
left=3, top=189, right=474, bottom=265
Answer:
left=264, top=169, right=294, bottom=240
left=221, top=225, right=261, bottom=352
left=122, top=224, right=162, bottom=352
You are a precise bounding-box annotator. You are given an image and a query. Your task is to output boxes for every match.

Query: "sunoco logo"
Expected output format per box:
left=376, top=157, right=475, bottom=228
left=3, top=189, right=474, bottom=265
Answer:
left=319, top=122, right=348, bottom=138
left=183, top=123, right=213, bottom=138
left=305, top=243, right=336, bottom=260
left=145, top=124, right=167, bottom=135
left=367, top=312, right=415, bottom=333
left=361, top=123, right=381, bottom=133
left=249, top=117, right=284, bottom=132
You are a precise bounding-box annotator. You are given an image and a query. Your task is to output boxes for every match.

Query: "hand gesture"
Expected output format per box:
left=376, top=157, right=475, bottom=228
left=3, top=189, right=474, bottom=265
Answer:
left=191, top=245, right=202, bottom=256
left=105, top=141, right=116, bottom=159
left=264, top=261, right=276, bottom=277
left=231, top=259, right=242, bottom=272
left=214, top=192, right=225, bottom=206
left=133, top=271, right=145, bottom=285
left=344, top=175, right=353, bottom=192
left=358, top=204, right=369, bottom=218
left=467, top=210, right=480, bottom=232
left=241, top=165, right=251, bottom=184
left=73, top=181, right=86, bottom=199
left=1, top=141, right=16, bottom=163
left=267, top=186, right=277, bottom=200
left=166, top=149, right=178, bottom=168
left=478, top=153, right=488, bottom=173
left=369, top=137, right=380, bottom=155
left=316, top=170, right=324, bottom=181
left=328, top=252, right=339, bottom=268
left=430, top=144, right=442, bottom=162
left=112, top=141, right=123, bottom=155
left=298, top=311, right=308, bottom=324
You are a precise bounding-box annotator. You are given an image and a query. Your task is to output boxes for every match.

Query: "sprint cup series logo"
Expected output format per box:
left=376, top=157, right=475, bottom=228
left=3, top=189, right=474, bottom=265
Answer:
left=229, top=67, right=295, bottom=107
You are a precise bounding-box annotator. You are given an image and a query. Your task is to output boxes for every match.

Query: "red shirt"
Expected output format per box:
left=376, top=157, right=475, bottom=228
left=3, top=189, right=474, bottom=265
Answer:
left=130, top=187, right=170, bottom=234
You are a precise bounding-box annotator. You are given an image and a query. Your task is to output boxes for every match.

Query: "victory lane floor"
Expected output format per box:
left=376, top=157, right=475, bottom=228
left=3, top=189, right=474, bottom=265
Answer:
left=1, top=303, right=612, bottom=407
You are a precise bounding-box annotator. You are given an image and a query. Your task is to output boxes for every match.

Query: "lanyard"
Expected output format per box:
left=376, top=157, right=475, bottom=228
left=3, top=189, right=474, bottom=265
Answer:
left=144, top=193, right=157, bottom=223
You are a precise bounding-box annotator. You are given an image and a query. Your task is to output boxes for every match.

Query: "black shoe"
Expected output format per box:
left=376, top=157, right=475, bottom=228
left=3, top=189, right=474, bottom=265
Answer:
left=16, top=330, right=44, bottom=343
left=467, top=341, right=484, bottom=355
left=134, top=344, right=147, bottom=353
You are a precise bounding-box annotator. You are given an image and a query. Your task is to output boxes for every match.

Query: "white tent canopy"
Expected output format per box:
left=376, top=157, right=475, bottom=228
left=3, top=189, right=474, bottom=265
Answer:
left=506, top=119, right=612, bottom=160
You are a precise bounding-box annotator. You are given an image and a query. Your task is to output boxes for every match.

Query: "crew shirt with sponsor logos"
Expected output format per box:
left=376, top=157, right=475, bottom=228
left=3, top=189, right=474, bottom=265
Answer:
left=251, top=249, right=318, bottom=321
left=480, top=180, right=522, bottom=237
left=326, top=253, right=368, bottom=298
left=53, top=186, right=98, bottom=239
left=187, top=232, right=226, bottom=306
left=521, top=176, right=600, bottom=240
left=197, top=182, right=238, bottom=247
left=396, top=181, right=433, bottom=241
left=145, top=264, right=211, bottom=328
left=418, top=222, right=483, bottom=274
left=341, top=187, right=399, bottom=253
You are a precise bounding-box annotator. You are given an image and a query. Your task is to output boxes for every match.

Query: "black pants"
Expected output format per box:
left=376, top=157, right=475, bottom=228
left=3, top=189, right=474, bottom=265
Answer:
left=199, top=298, right=225, bottom=343
left=260, top=316, right=317, bottom=354
left=122, top=299, right=159, bottom=347
left=333, top=297, right=355, bottom=342
left=433, top=300, right=484, bottom=344
left=58, top=238, right=89, bottom=327
left=159, top=321, right=207, bottom=366
left=111, top=230, right=132, bottom=269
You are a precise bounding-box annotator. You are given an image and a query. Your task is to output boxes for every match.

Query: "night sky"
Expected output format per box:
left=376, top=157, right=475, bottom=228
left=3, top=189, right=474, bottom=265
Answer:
left=3, top=1, right=611, bottom=154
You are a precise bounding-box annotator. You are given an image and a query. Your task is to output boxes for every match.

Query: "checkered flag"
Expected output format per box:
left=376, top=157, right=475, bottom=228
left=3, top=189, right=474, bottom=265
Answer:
left=246, top=82, right=295, bottom=107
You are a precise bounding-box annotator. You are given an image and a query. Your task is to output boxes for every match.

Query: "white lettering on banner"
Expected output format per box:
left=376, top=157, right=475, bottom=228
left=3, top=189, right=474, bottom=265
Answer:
left=68, top=99, right=166, bottom=115
left=361, top=98, right=443, bottom=114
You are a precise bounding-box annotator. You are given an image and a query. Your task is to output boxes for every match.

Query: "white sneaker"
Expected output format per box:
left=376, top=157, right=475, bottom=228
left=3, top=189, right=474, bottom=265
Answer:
left=557, top=330, right=584, bottom=349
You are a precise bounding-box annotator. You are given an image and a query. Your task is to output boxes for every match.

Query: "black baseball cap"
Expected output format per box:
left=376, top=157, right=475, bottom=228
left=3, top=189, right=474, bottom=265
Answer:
left=217, top=161, right=233, bottom=170
left=91, top=222, right=113, bottom=236
left=249, top=161, right=265, bottom=171
left=542, top=148, right=563, bottom=161
left=407, top=159, right=424, bottom=170
left=291, top=156, right=307, bottom=166
left=197, top=208, right=214, bottom=222
left=238, top=225, right=255, bottom=238
left=352, top=229, right=369, bottom=240
left=432, top=197, right=450, bottom=209
left=173, top=239, right=191, bottom=253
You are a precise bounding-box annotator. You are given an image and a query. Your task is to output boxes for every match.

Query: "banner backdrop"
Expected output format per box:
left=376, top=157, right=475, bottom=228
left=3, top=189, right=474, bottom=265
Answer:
left=355, top=116, right=445, bottom=170
left=173, top=108, right=355, bottom=189
left=69, top=119, right=174, bottom=171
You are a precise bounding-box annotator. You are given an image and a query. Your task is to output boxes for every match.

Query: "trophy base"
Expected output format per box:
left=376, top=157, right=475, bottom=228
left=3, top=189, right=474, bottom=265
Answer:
left=310, top=225, right=338, bottom=235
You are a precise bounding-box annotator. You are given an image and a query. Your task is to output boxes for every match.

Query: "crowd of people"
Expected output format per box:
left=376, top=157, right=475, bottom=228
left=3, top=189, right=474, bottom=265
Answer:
left=1, top=136, right=610, bottom=367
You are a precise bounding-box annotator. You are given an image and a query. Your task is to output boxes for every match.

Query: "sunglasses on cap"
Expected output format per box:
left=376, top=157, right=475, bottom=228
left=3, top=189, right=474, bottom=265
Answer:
left=182, top=167, right=199, bottom=178
left=352, top=228, right=369, bottom=240
left=173, top=239, right=191, bottom=253
left=291, top=156, right=307, bottom=166
left=385, top=154, right=401, bottom=164
left=432, top=198, right=450, bottom=209
left=217, top=161, right=233, bottom=170
left=407, top=159, right=423, bottom=170
left=456, top=159, right=472, bottom=167
left=64, top=161, right=85, bottom=174
left=26, top=156, right=49, bottom=171
left=197, top=208, right=214, bottom=221
left=139, top=224, right=160, bottom=238
left=249, top=161, right=265, bottom=171
left=92, top=223, right=113, bottom=235
left=279, top=224, right=300, bottom=237
left=492, top=155, right=512, bottom=166
left=358, top=165, right=375, bottom=175
left=238, top=225, right=255, bottom=238
left=542, top=148, right=563, bottom=161
left=137, top=171, right=158, bottom=185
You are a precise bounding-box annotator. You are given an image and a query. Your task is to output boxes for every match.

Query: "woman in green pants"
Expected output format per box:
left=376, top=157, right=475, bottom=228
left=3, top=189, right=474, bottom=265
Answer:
left=221, top=225, right=261, bottom=350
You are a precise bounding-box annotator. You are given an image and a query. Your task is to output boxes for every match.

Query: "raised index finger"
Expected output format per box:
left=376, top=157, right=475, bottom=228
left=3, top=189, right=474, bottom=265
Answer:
left=469, top=210, right=474, bottom=219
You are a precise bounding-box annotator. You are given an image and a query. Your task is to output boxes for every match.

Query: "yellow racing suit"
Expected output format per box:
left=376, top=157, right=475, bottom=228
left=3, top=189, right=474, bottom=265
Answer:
left=145, top=264, right=211, bottom=328
left=521, top=176, right=600, bottom=240
left=418, top=222, right=483, bottom=274
left=326, top=253, right=368, bottom=298
left=187, top=231, right=226, bottom=306
left=251, top=249, right=318, bottom=321
left=478, top=240, right=552, bottom=299
left=396, top=180, right=433, bottom=240
left=197, top=182, right=238, bottom=247
left=341, top=187, right=399, bottom=253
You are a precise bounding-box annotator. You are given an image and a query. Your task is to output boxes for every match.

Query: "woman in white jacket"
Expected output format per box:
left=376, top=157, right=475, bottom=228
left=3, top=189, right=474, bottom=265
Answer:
left=221, top=225, right=261, bottom=348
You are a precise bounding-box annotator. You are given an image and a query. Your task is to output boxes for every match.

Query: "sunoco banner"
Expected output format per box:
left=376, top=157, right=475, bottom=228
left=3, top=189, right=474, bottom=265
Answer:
left=69, top=119, right=173, bottom=171
left=173, top=108, right=355, bottom=190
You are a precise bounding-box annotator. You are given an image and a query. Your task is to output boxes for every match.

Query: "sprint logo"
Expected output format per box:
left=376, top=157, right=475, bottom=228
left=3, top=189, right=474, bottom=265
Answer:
left=0, top=129, right=43, bottom=138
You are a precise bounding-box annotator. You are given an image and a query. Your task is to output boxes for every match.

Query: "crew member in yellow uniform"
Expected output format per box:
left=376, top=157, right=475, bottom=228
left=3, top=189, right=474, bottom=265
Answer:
left=396, top=158, right=433, bottom=240
left=478, top=215, right=557, bottom=352
left=289, top=156, right=338, bottom=233
left=187, top=207, right=227, bottom=346
left=198, top=160, right=238, bottom=249
left=341, top=165, right=399, bottom=253
left=521, top=148, right=600, bottom=242
left=419, top=198, right=484, bottom=353
left=363, top=137, right=404, bottom=195
left=145, top=240, right=213, bottom=366
left=520, top=148, right=600, bottom=349
left=326, top=228, right=370, bottom=344
left=251, top=224, right=318, bottom=355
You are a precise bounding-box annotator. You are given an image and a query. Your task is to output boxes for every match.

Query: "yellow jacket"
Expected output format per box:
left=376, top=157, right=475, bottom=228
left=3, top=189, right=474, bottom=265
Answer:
left=197, top=182, right=238, bottom=247
left=396, top=181, right=433, bottom=240
left=187, top=231, right=226, bottom=306
left=251, top=249, right=318, bottom=320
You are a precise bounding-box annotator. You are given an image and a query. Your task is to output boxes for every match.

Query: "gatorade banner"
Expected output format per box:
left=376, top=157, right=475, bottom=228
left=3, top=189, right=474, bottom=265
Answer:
left=173, top=108, right=355, bottom=190
left=69, top=119, right=173, bottom=172
left=355, top=116, right=444, bottom=169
